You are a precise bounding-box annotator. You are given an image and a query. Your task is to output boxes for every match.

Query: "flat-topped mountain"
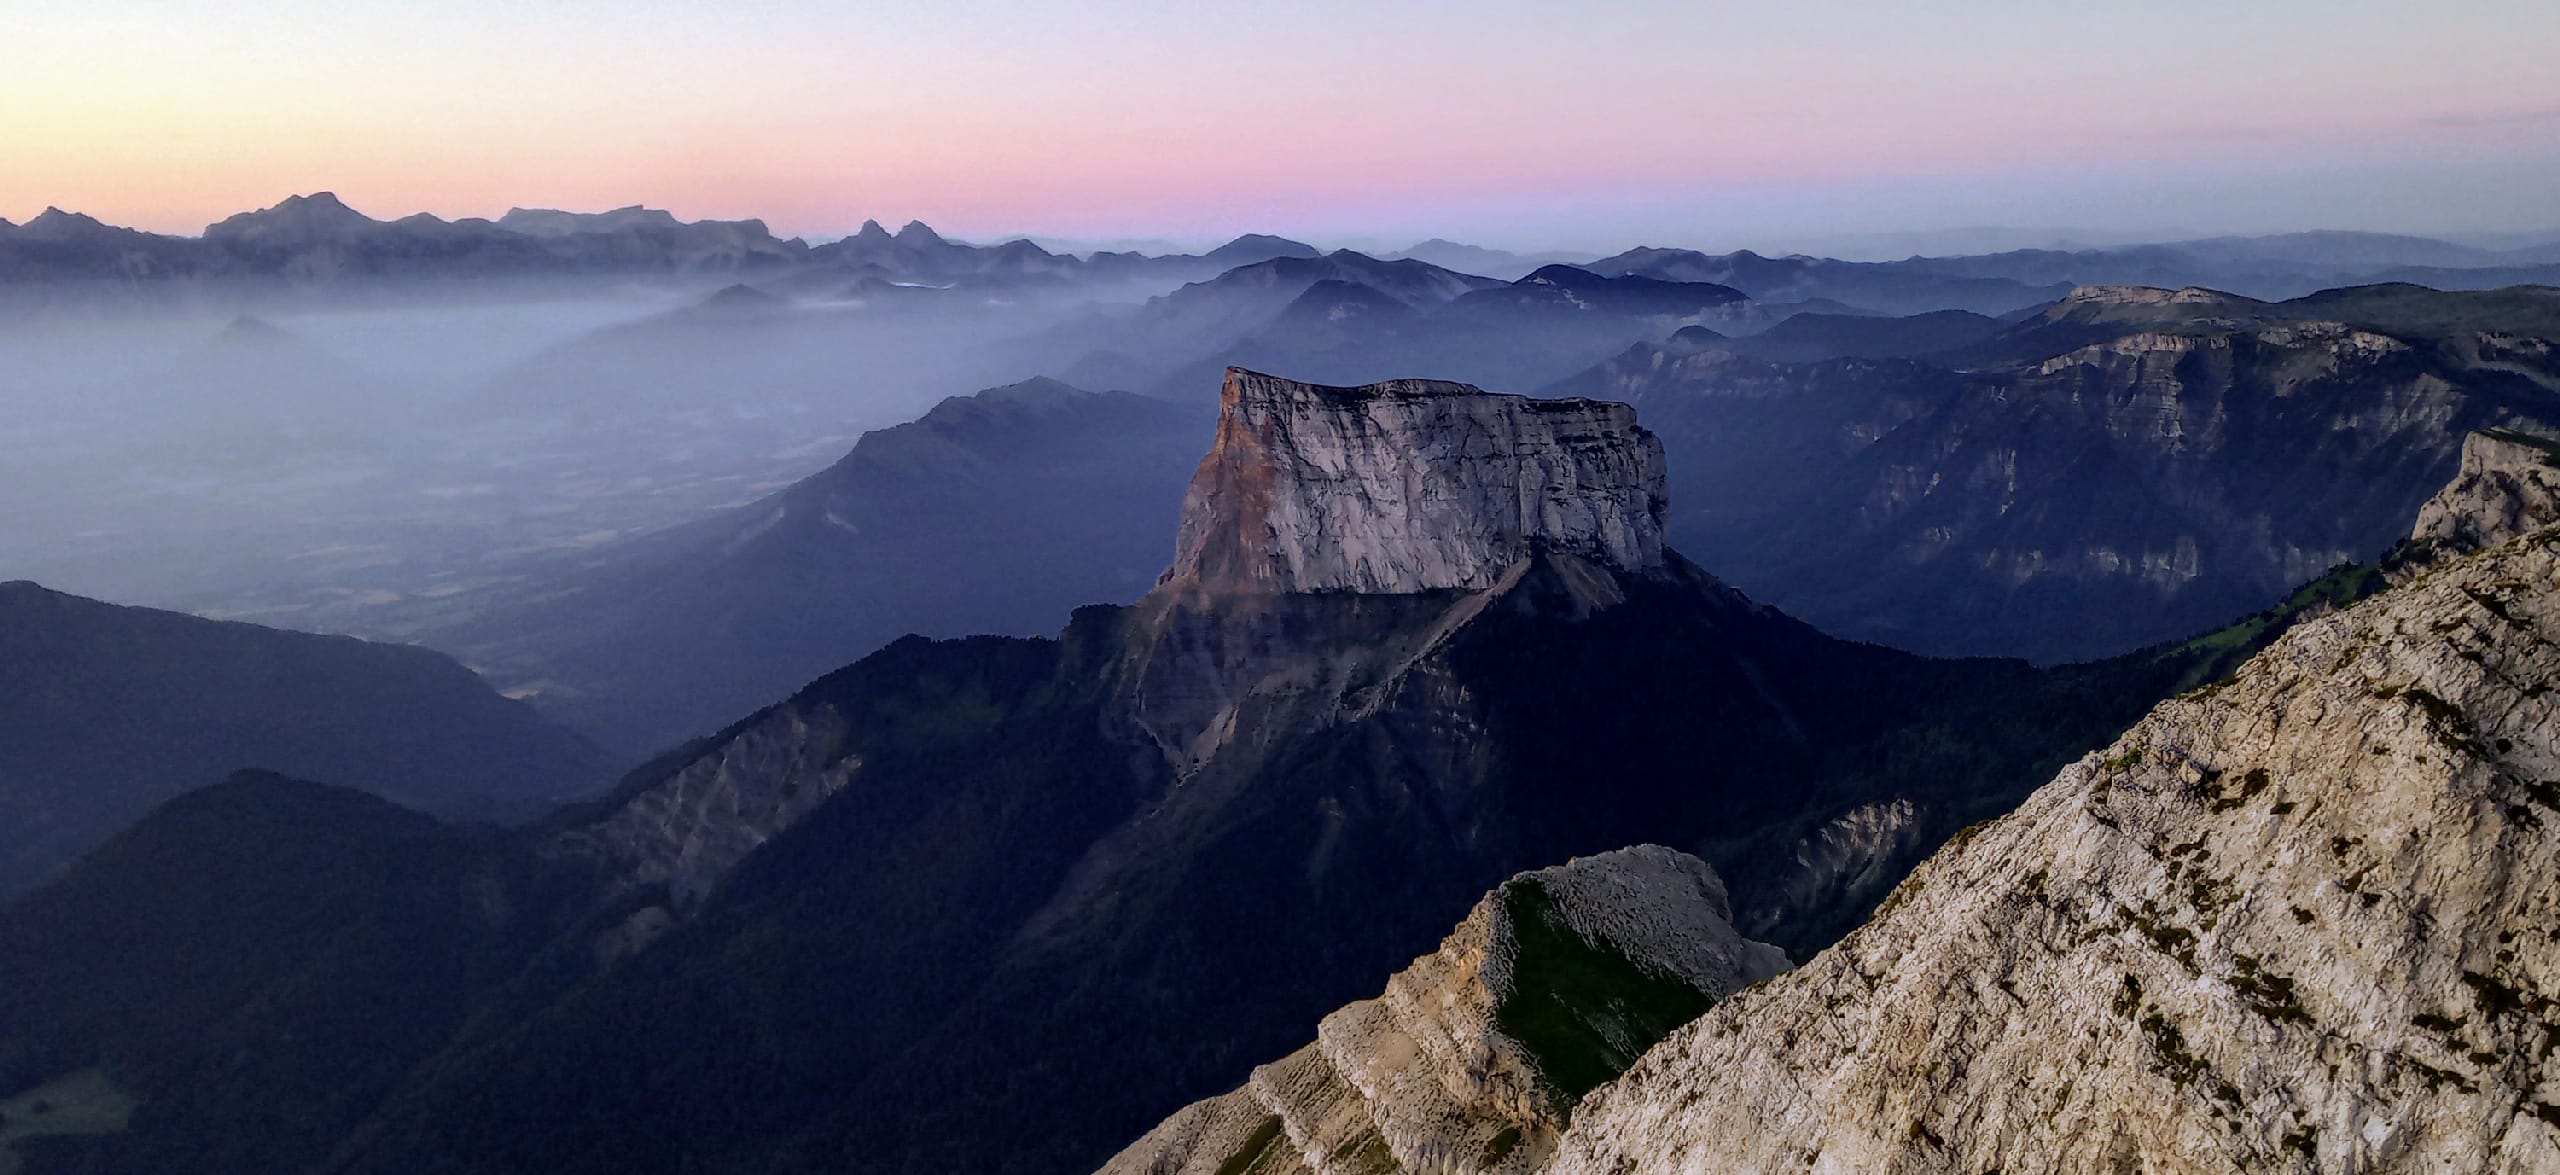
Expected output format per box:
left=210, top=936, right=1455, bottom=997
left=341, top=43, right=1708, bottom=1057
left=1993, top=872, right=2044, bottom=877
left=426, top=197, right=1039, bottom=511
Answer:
left=1163, top=369, right=1667, bottom=594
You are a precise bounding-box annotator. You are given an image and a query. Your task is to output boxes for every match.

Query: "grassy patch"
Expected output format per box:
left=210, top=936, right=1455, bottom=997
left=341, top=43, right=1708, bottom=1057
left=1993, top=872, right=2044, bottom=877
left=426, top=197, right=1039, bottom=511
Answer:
left=2400, top=685, right=2485, bottom=757
left=2230, top=955, right=2310, bottom=1025
left=2207, top=767, right=2272, bottom=814
left=1492, top=879, right=1717, bottom=1103
left=1213, top=1114, right=1286, bottom=1175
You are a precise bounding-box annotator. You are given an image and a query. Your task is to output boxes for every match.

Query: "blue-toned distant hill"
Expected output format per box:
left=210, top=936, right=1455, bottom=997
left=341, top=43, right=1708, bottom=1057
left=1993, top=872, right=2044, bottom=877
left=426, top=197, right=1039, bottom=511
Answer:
left=0, top=581, right=613, bottom=894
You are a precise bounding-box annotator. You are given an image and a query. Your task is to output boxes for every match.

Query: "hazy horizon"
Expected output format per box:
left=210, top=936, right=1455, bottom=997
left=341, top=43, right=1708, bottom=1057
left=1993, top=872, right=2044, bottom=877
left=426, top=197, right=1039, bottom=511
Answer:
left=8, top=0, right=2558, bottom=253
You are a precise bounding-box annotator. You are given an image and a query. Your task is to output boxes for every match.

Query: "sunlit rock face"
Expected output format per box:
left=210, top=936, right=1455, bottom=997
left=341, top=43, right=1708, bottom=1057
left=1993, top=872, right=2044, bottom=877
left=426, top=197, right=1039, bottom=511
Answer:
left=1161, top=368, right=1669, bottom=595
left=1540, top=440, right=2560, bottom=1175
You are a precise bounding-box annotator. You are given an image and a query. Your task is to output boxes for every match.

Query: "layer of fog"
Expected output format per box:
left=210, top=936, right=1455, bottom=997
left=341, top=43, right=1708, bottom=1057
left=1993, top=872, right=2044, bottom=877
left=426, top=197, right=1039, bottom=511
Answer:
left=0, top=278, right=1160, bottom=628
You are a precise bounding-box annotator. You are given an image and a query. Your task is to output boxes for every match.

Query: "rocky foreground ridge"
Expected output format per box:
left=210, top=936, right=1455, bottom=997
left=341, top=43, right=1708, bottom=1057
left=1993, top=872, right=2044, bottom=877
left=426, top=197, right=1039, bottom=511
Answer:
left=1097, top=847, right=1786, bottom=1175
left=1527, top=457, right=2560, bottom=1172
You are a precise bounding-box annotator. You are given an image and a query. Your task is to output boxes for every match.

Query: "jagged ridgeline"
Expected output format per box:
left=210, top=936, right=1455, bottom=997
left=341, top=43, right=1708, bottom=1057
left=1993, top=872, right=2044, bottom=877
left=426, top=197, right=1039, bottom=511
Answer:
left=0, top=370, right=2344, bottom=1174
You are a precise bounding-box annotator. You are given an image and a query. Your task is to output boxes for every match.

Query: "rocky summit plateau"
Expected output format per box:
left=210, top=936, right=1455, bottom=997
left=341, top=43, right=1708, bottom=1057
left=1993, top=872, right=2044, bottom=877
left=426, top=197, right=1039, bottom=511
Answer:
left=1164, top=368, right=1669, bottom=594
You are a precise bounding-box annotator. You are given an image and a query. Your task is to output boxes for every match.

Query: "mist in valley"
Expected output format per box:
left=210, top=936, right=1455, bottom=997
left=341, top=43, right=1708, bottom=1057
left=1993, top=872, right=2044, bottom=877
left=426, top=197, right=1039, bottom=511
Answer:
left=0, top=274, right=1157, bottom=640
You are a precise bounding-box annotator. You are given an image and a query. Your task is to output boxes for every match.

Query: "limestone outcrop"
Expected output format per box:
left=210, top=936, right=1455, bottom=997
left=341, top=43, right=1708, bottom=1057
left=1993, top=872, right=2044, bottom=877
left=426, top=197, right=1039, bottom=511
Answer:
left=1096, top=846, right=1786, bottom=1175
left=2412, top=428, right=2560, bottom=555
left=1161, top=369, right=1669, bottom=594
left=1541, top=449, right=2560, bottom=1173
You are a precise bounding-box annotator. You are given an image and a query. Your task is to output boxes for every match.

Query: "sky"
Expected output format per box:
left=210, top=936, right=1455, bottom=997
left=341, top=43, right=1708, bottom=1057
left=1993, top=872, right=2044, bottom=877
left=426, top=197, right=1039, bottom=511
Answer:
left=5, top=0, right=2559, bottom=252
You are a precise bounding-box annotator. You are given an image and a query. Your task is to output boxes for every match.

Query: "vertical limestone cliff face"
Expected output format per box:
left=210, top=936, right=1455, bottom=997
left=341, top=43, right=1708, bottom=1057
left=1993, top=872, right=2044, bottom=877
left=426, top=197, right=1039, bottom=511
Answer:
left=1096, top=847, right=1787, bottom=1175
left=1540, top=455, right=2560, bottom=1173
left=1123, top=369, right=1697, bottom=778
left=1162, top=368, right=1669, bottom=595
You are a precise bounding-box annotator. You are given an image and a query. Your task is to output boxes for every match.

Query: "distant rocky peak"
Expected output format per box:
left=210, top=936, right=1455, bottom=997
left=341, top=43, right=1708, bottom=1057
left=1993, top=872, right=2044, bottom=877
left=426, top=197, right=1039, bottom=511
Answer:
left=2412, top=428, right=2560, bottom=553
left=1157, top=368, right=1669, bottom=595
left=271, top=192, right=367, bottom=222
left=206, top=191, right=381, bottom=239
left=21, top=207, right=111, bottom=237
left=894, top=219, right=946, bottom=245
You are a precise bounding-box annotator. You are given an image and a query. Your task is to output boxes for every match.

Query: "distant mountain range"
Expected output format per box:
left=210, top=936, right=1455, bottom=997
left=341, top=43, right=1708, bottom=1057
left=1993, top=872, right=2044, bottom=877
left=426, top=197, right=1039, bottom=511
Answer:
left=1059, top=255, right=1769, bottom=398
left=1557, top=282, right=2560, bottom=660
left=8, top=193, right=2556, bottom=317
left=0, top=194, right=1325, bottom=312
left=1381, top=238, right=1597, bottom=280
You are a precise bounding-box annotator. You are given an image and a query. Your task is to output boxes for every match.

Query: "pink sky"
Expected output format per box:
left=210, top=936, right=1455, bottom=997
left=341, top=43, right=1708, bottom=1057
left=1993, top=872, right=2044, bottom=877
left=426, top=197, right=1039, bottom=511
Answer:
left=7, top=0, right=2558, bottom=248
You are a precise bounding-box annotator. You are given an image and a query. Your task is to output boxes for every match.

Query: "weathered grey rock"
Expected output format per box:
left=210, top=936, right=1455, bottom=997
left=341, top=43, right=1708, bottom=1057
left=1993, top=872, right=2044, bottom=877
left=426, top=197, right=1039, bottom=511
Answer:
left=548, top=704, right=863, bottom=908
left=1096, top=846, right=1786, bottom=1175
left=1544, top=500, right=2560, bottom=1172
left=1737, top=798, right=1926, bottom=939
left=2413, top=428, right=2560, bottom=554
left=1162, top=369, right=1669, bottom=594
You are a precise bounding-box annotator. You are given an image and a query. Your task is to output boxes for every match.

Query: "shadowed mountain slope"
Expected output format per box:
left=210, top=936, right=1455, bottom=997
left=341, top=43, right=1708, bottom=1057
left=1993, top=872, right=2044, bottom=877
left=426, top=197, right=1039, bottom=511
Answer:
left=0, top=581, right=611, bottom=894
